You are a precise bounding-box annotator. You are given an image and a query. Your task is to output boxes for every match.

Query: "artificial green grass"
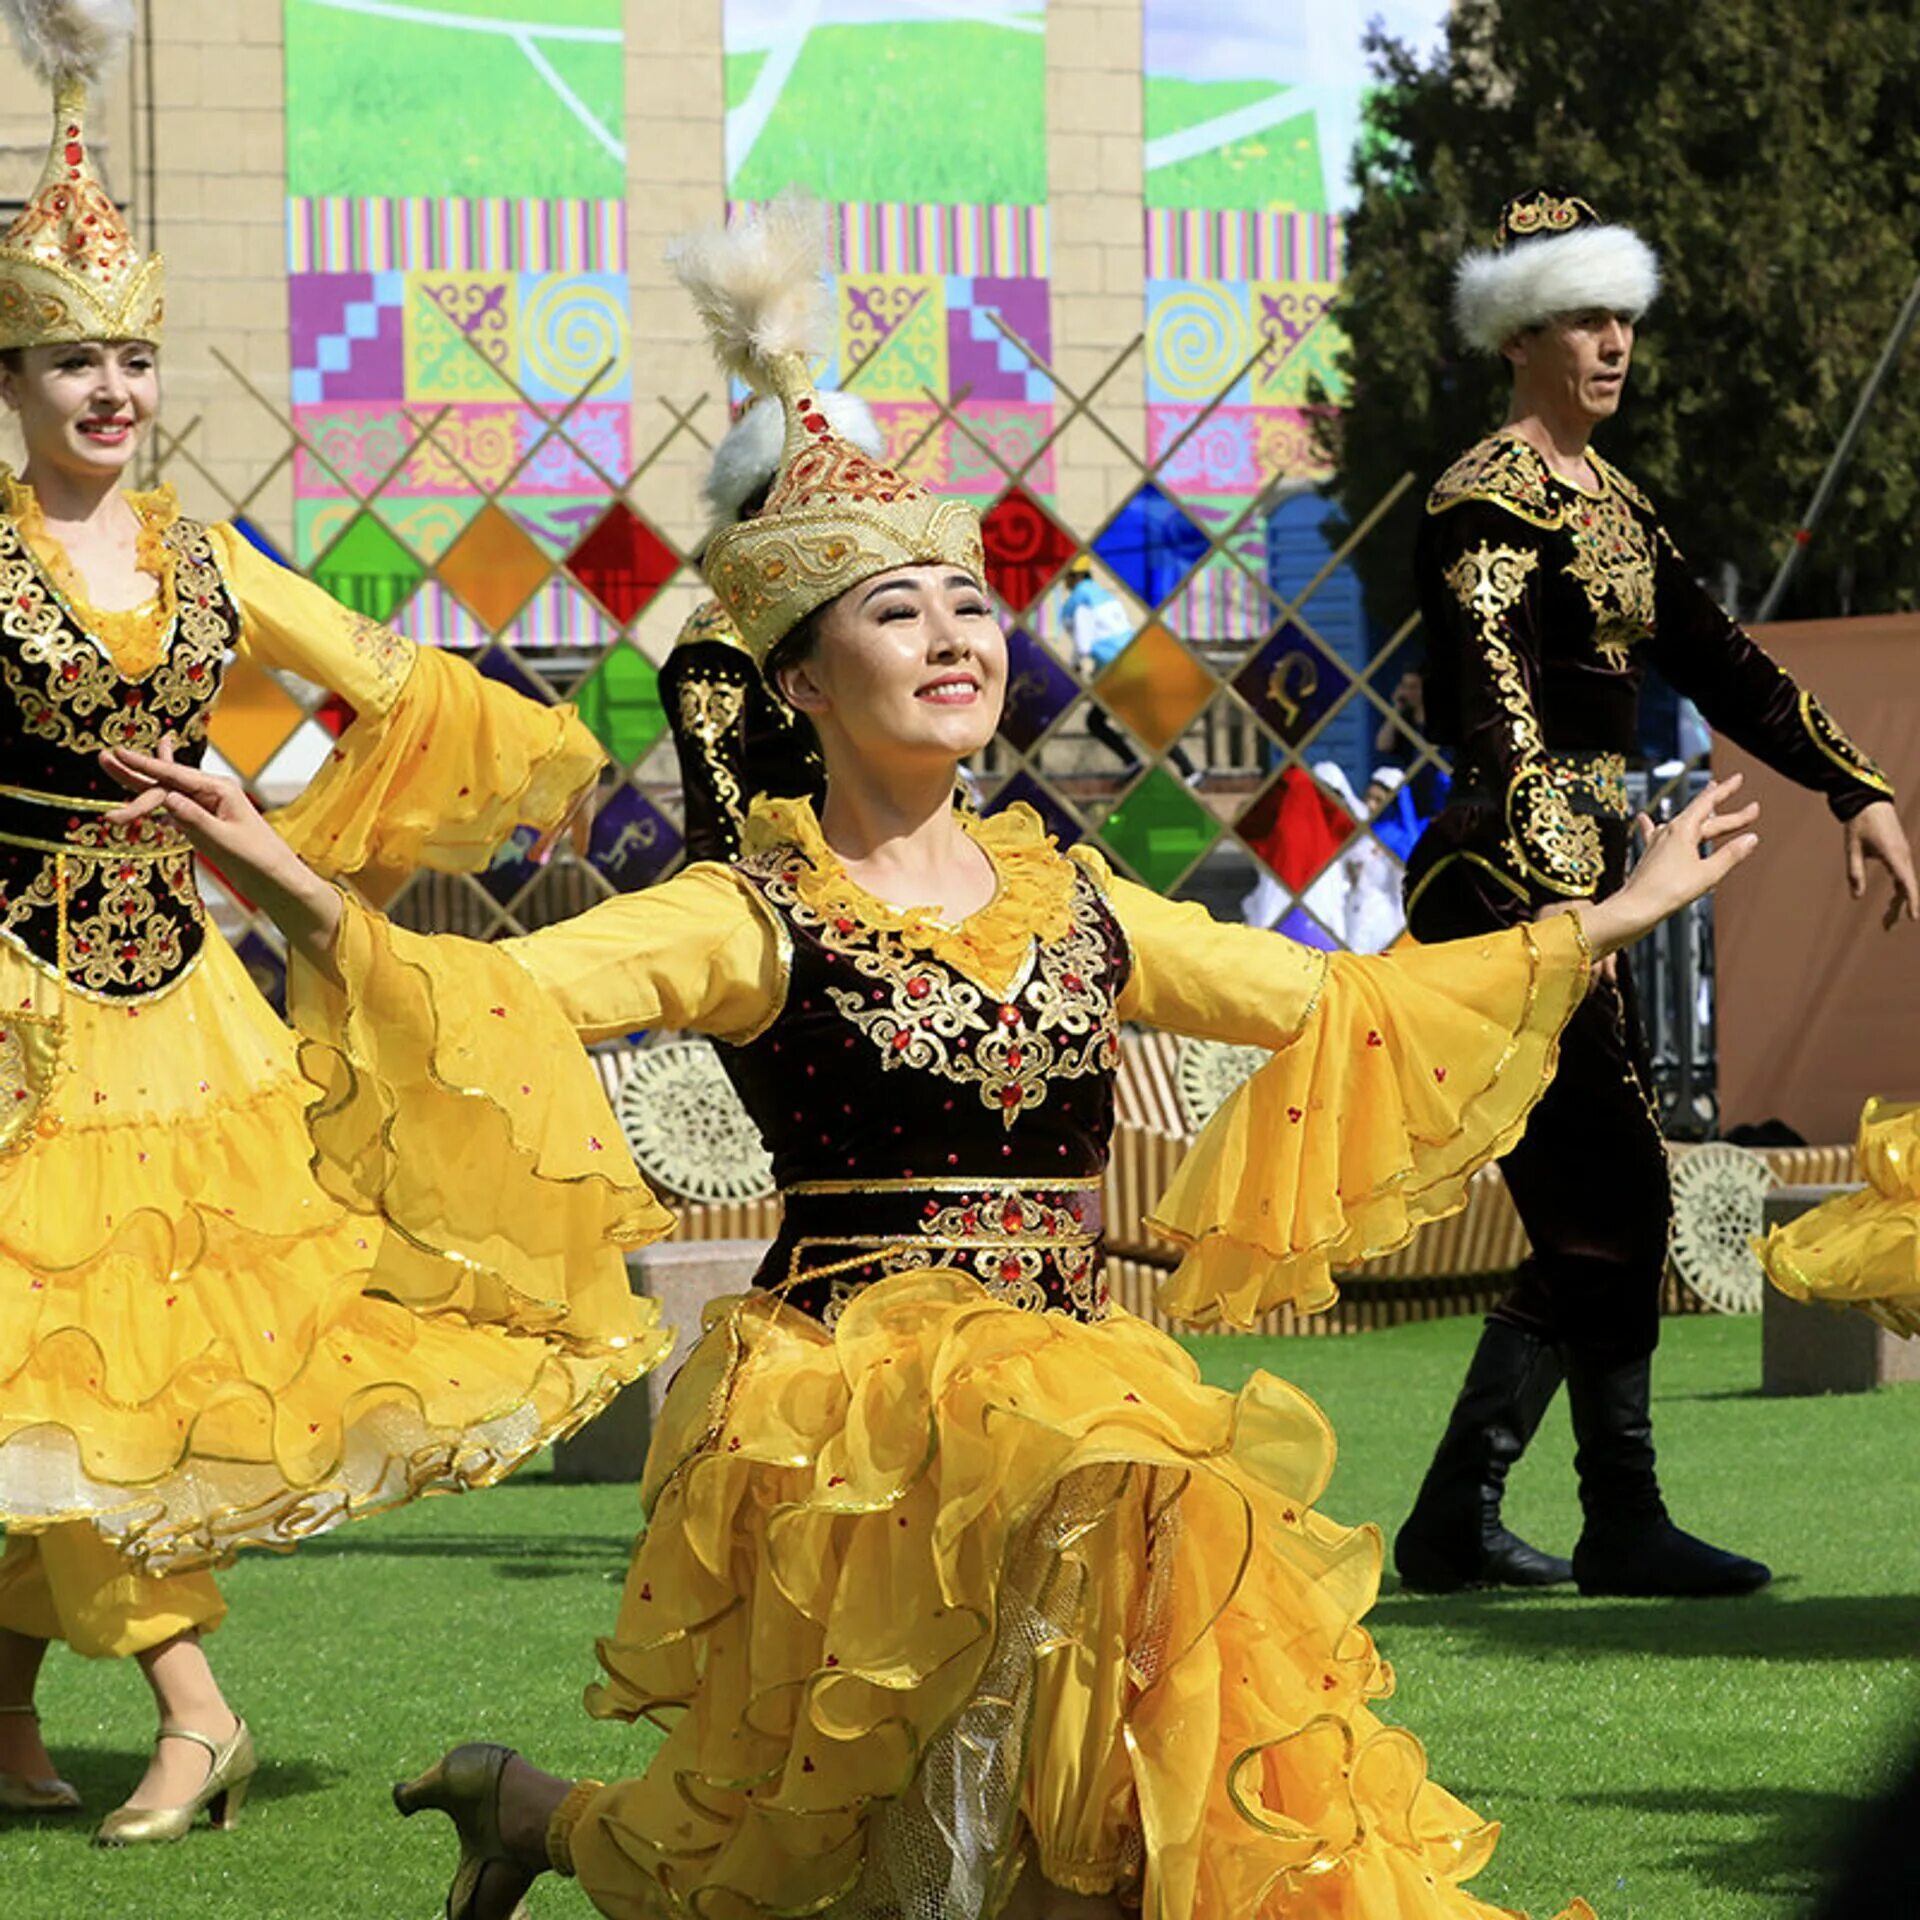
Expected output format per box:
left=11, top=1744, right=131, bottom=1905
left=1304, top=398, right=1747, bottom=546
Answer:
left=285, top=0, right=625, bottom=200
left=4, top=1316, right=1916, bottom=1918
left=1143, top=78, right=1327, bottom=213
left=726, top=23, right=1046, bottom=207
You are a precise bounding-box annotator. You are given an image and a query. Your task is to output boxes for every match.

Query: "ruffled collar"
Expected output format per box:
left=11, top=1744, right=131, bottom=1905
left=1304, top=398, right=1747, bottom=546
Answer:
left=742, top=792, right=1079, bottom=991
left=1, top=464, right=181, bottom=564
left=0, top=465, right=183, bottom=676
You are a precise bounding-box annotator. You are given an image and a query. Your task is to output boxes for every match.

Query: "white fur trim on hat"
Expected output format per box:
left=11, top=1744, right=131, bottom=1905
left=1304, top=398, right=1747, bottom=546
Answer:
left=701, top=388, right=886, bottom=531
left=1453, top=224, right=1661, bottom=353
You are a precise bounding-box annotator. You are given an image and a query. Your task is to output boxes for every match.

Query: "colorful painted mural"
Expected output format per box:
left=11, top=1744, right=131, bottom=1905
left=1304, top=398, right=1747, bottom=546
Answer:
left=723, top=3, right=1053, bottom=497
left=282, top=0, right=636, bottom=657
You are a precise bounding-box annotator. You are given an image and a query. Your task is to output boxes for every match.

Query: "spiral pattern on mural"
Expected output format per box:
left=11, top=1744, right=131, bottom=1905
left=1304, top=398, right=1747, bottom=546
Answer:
left=1148, top=283, right=1250, bottom=401
left=523, top=276, right=630, bottom=396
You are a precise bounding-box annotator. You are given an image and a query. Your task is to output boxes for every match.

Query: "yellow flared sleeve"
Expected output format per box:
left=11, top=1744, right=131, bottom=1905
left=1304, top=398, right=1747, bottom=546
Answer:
left=1096, top=870, right=1591, bottom=1327
left=1758, top=1098, right=1920, bottom=1336
left=286, top=864, right=781, bottom=1341
left=207, top=524, right=604, bottom=879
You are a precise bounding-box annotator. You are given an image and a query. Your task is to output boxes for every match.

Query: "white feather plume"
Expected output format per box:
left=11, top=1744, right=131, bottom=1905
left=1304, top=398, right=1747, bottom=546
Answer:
left=0, top=0, right=136, bottom=84
left=666, top=200, right=835, bottom=393
left=1453, top=224, right=1661, bottom=353
left=702, top=390, right=884, bottom=531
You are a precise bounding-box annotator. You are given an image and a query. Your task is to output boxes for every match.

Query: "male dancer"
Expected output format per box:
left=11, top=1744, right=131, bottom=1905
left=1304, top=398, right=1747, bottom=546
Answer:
left=1395, top=192, right=1917, bottom=1598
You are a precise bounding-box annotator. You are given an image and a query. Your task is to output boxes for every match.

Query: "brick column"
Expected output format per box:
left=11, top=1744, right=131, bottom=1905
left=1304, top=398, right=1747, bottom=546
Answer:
left=135, top=4, right=294, bottom=544
left=624, top=0, right=730, bottom=658
left=1046, top=0, right=1146, bottom=537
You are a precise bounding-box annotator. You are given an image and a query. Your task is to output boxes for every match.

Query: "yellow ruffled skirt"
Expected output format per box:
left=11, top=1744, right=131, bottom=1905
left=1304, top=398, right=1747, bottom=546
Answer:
left=568, top=1272, right=1589, bottom=1920
left=1759, top=1098, right=1920, bottom=1336
left=0, top=928, right=665, bottom=1576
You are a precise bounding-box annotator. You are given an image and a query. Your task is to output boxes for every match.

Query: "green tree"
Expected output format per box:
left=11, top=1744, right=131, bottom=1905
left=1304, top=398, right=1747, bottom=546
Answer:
left=1328, top=0, right=1920, bottom=631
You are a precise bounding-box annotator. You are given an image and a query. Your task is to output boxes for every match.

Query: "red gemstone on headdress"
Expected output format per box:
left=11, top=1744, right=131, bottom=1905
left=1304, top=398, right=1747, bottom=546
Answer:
left=63, top=143, right=81, bottom=166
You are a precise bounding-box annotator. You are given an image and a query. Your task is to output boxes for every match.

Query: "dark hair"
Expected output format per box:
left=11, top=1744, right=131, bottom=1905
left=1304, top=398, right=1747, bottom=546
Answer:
left=763, top=601, right=827, bottom=701
left=0, top=349, right=21, bottom=373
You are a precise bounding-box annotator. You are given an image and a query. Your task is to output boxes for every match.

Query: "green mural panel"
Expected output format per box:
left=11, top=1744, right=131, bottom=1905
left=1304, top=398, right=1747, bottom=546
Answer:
left=285, top=0, right=626, bottom=198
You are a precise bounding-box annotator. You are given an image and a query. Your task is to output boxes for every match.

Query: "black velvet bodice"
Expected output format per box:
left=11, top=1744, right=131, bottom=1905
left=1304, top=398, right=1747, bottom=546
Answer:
left=719, top=832, right=1133, bottom=1325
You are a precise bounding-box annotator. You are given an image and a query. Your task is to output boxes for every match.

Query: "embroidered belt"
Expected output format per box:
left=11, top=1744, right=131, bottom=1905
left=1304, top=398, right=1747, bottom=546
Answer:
left=0, top=783, right=191, bottom=858
left=1456, top=750, right=1631, bottom=820
left=768, top=1176, right=1110, bottom=1322
left=0, top=782, right=206, bottom=1002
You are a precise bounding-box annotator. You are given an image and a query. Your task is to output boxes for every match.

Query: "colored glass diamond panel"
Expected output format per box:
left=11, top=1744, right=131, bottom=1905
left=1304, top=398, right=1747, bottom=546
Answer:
left=475, top=645, right=548, bottom=704
left=1099, top=765, right=1220, bottom=892
left=438, top=502, right=554, bottom=633
left=574, top=643, right=666, bottom=765
left=1236, top=766, right=1357, bottom=892
left=1231, top=620, right=1350, bottom=747
left=1092, top=481, right=1211, bottom=609
left=565, top=501, right=680, bottom=625
left=590, top=783, right=685, bottom=892
left=984, top=768, right=1081, bottom=849
left=311, top=509, right=426, bottom=623
left=207, top=659, right=306, bottom=780
left=233, top=930, right=288, bottom=1018
left=1094, top=621, right=1214, bottom=755
left=980, top=486, right=1076, bottom=613
left=477, top=825, right=541, bottom=907
left=998, top=626, right=1079, bottom=752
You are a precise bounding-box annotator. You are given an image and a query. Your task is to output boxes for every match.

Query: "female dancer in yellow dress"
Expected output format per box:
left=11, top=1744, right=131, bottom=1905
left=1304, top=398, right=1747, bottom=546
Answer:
left=105, top=208, right=1760, bottom=1917
left=1760, top=1100, right=1920, bottom=1335
left=0, top=3, right=662, bottom=1845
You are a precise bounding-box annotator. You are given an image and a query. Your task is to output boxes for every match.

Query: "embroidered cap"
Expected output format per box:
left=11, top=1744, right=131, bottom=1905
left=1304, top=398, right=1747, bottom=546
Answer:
left=1453, top=189, right=1658, bottom=354
left=0, top=2, right=164, bottom=351
left=671, top=201, right=984, bottom=670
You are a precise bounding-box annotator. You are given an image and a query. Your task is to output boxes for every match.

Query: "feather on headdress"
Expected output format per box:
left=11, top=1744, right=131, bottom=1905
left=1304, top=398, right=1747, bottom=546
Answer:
left=674, top=203, right=984, bottom=668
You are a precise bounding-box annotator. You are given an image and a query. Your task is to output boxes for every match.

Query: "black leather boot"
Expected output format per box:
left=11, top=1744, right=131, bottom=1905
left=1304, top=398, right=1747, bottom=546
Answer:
left=1394, top=1320, right=1573, bottom=1592
left=1567, top=1355, right=1770, bottom=1597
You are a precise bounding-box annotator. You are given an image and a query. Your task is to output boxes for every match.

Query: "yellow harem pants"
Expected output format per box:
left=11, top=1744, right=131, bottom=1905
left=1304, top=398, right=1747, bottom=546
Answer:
left=0, top=1524, right=225, bottom=1660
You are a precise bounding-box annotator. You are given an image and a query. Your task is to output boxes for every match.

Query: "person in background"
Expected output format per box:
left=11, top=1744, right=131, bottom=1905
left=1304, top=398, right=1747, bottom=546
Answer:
left=1061, top=559, right=1200, bottom=784
left=0, top=5, right=661, bottom=1847
left=1395, top=189, right=1916, bottom=1603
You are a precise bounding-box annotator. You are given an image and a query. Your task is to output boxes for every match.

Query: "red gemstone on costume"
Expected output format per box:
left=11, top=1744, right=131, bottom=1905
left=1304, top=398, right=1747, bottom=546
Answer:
left=1366, top=1031, right=1382, bottom=1047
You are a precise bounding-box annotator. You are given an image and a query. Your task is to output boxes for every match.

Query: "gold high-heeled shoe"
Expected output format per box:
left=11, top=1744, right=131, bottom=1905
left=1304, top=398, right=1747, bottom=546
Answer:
left=393, top=1744, right=534, bottom=1920
left=0, top=1704, right=81, bottom=1813
left=92, top=1717, right=254, bottom=1847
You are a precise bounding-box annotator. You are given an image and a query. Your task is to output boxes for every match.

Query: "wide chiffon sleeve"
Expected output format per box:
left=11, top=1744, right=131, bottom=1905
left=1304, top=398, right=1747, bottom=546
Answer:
left=1092, top=863, right=1591, bottom=1327
left=287, top=864, right=781, bottom=1344
left=208, top=524, right=605, bottom=880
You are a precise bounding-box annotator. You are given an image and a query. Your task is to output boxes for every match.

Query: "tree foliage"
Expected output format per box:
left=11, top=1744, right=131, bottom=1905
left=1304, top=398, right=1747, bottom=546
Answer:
left=1328, top=0, right=1920, bottom=630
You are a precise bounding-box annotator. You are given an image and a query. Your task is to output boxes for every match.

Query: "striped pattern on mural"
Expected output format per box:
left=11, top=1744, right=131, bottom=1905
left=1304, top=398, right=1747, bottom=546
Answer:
left=729, top=200, right=1049, bottom=277
left=1144, top=210, right=1343, bottom=283
left=289, top=198, right=626, bottom=274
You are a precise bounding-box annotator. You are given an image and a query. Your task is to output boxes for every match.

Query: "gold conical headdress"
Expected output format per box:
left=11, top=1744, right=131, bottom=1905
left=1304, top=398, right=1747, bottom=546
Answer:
left=671, top=202, right=983, bottom=668
left=0, top=1, right=163, bottom=350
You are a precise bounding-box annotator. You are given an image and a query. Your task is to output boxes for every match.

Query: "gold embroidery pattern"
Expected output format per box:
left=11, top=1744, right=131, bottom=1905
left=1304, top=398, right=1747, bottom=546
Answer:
left=1444, top=541, right=1604, bottom=896
left=0, top=816, right=201, bottom=999
left=1498, top=192, right=1599, bottom=245
left=0, top=511, right=235, bottom=756
left=1549, top=752, right=1631, bottom=819
left=674, top=672, right=750, bottom=836
left=885, top=1190, right=1106, bottom=1316
left=343, top=612, right=415, bottom=708
left=1799, top=691, right=1893, bottom=797
left=1562, top=476, right=1657, bottom=666
left=744, top=846, right=1120, bottom=1129
left=1427, top=435, right=1563, bottom=529
left=0, top=1005, right=63, bottom=1155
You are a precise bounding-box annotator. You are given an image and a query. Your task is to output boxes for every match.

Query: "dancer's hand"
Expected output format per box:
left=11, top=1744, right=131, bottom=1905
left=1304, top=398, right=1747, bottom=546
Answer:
left=1844, top=800, right=1918, bottom=930
left=1574, top=774, right=1760, bottom=960
left=99, top=742, right=343, bottom=968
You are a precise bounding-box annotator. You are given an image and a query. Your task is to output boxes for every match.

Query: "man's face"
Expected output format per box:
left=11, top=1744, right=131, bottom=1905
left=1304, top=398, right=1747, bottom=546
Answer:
left=1507, top=309, right=1634, bottom=427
